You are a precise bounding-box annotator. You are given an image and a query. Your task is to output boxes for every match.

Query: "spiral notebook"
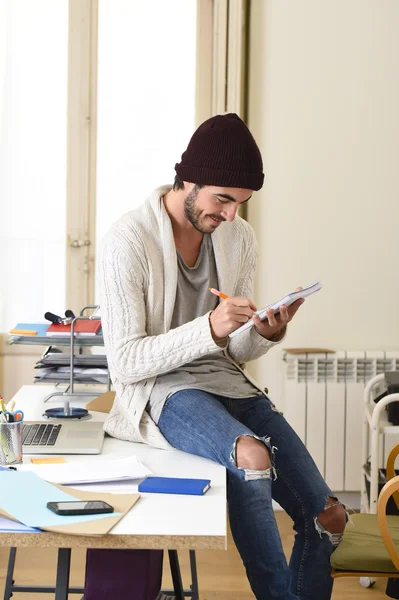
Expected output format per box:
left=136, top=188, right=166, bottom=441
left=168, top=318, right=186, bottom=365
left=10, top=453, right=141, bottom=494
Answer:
left=229, top=280, right=322, bottom=338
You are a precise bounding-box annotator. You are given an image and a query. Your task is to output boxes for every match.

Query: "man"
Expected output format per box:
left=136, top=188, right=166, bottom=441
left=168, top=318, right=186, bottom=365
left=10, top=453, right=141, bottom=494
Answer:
left=99, top=113, right=346, bottom=600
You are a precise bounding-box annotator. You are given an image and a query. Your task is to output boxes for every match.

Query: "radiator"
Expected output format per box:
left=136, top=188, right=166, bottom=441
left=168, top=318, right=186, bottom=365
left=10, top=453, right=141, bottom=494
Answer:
left=283, top=351, right=399, bottom=493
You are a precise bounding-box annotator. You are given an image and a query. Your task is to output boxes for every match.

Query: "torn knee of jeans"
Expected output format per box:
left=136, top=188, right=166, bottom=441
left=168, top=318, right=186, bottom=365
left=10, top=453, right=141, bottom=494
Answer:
left=314, top=495, right=350, bottom=548
left=230, top=434, right=278, bottom=482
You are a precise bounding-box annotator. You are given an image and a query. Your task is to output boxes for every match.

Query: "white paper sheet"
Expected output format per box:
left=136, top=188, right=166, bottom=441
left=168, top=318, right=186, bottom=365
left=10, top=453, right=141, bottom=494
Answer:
left=18, top=455, right=152, bottom=485
left=69, top=479, right=141, bottom=494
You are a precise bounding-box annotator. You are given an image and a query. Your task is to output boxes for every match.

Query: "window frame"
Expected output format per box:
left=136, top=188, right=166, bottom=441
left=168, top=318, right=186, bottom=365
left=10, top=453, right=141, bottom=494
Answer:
left=66, top=0, right=99, bottom=313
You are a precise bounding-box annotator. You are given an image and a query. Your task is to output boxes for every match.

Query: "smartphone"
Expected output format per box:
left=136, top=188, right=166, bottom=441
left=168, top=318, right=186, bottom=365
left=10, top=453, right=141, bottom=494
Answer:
left=47, top=500, right=114, bottom=516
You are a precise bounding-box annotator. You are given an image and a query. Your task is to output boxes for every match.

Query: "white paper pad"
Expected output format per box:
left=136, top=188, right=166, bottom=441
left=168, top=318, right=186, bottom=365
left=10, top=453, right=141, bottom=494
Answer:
left=18, top=456, right=152, bottom=485
left=229, top=280, right=322, bottom=338
left=70, top=480, right=141, bottom=494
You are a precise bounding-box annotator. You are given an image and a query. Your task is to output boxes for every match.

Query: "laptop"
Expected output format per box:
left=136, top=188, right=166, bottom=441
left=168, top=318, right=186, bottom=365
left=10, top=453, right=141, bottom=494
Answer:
left=22, top=420, right=105, bottom=455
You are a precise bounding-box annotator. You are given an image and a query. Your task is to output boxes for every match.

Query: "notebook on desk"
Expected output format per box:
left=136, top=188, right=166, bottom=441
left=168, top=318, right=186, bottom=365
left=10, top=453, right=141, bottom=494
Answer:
left=45, top=320, right=101, bottom=337
left=22, top=420, right=105, bottom=455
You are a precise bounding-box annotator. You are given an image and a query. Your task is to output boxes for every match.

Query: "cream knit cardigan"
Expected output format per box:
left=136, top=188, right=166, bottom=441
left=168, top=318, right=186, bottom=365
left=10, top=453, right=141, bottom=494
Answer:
left=98, top=186, right=282, bottom=450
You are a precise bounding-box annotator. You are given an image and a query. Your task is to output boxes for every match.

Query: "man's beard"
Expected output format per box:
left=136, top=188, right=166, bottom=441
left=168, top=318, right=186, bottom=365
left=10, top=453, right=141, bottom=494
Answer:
left=183, top=186, right=225, bottom=233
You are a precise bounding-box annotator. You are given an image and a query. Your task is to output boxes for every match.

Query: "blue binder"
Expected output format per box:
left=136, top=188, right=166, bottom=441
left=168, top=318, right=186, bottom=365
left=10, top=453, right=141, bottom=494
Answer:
left=138, top=476, right=211, bottom=496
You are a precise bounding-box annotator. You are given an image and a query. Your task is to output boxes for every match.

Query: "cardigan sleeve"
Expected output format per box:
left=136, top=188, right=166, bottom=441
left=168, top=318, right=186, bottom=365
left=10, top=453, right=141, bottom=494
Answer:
left=226, top=226, right=284, bottom=364
left=99, top=238, right=221, bottom=385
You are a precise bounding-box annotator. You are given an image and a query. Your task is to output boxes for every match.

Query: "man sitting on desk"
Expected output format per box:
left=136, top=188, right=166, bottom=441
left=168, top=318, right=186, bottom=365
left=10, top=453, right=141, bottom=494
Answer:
left=98, top=113, right=347, bottom=600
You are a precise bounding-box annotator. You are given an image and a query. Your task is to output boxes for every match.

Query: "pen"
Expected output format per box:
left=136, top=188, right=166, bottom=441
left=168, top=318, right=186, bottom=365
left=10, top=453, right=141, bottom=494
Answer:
left=0, top=397, right=5, bottom=413
left=209, top=288, right=229, bottom=300
left=6, top=400, right=15, bottom=412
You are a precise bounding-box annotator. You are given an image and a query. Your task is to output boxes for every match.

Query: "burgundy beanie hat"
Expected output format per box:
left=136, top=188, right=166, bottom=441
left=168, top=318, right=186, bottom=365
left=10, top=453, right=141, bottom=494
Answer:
left=175, top=113, right=264, bottom=191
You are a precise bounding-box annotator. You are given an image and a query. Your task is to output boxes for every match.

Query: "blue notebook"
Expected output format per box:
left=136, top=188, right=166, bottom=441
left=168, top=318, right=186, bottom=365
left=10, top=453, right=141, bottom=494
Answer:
left=138, top=476, right=211, bottom=496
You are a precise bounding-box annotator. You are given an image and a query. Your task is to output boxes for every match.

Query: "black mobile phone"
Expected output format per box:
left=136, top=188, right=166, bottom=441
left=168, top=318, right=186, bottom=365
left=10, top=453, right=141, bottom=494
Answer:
left=47, top=500, right=114, bottom=516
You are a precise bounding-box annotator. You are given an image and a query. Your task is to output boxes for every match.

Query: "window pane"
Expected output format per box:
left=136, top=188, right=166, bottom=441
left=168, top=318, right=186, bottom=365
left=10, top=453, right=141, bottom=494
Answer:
left=0, top=0, right=68, bottom=331
left=95, top=0, right=197, bottom=295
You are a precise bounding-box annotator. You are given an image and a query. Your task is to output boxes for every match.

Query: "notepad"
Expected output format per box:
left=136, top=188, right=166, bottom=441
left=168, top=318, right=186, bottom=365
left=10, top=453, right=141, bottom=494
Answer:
left=46, top=320, right=101, bottom=337
left=229, top=281, right=322, bottom=338
left=9, top=329, right=37, bottom=335
left=31, top=457, right=66, bottom=465
left=138, top=477, right=211, bottom=495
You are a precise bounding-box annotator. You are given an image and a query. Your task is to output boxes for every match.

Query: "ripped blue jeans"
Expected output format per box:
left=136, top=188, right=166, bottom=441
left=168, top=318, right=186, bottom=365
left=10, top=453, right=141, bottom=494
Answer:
left=158, top=391, right=342, bottom=600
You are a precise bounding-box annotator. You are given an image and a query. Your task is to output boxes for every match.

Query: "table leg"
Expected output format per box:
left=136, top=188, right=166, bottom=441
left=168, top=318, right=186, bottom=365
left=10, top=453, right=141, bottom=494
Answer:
left=55, top=548, right=72, bottom=600
left=4, top=547, right=16, bottom=600
left=168, top=550, right=184, bottom=600
left=189, top=551, right=199, bottom=600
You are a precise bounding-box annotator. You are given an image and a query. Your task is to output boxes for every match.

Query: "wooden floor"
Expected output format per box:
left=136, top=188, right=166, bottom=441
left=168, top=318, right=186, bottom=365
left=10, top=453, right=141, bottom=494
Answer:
left=0, top=511, right=390, bottom=599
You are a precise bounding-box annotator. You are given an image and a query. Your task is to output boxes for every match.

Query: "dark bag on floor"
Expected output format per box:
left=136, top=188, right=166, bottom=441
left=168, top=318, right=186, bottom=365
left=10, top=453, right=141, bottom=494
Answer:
left=386, top=579, right=399, bottom=599
left=84, top=549, right=163, bottom=600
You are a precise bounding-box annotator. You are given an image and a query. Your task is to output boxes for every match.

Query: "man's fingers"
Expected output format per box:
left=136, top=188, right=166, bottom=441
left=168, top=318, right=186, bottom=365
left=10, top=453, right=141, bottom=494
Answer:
left=233, top=313, right=255, bottom=324
left=256, top=299, right=304, bottom=328
left=225, top=296, right=256, bottom=309
left=225, top=304, right=254, bottom=317
left=231, top=311, right=254, bottom=323
left=288, top=298, right=305, bottom=318
left=252, top=314, right=262, bottom=326
left=223, top=293, right=303, bottom=332
left=279, top=305, right=290, bottom=322
left=222, top=298, right=255, bottom=321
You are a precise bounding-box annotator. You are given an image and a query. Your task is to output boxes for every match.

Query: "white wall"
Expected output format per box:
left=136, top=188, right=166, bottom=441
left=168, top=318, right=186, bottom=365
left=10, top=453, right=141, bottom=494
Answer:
left=247, top=0, right=399, bottom=409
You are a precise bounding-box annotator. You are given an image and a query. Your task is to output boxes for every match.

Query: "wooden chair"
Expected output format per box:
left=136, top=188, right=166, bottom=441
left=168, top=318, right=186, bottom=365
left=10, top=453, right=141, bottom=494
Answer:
left=331, top=442, right=399, bottom=588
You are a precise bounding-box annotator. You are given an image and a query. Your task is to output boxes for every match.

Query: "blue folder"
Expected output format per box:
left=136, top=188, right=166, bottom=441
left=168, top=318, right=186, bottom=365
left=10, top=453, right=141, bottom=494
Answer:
left=138, top=476, right=211, bottom=496
left=0, top=471, right=118, bottom=528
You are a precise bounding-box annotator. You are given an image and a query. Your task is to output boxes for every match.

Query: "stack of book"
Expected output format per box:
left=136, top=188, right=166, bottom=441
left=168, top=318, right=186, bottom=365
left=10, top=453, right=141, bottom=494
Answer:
left=45, top=321, right=101, bottom=337
left=9, top=321, right=102, bottom=338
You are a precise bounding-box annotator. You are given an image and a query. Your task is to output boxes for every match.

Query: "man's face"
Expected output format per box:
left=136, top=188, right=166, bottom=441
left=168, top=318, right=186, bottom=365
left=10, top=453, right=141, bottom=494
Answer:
left=183, top=184, right=253, bottom=234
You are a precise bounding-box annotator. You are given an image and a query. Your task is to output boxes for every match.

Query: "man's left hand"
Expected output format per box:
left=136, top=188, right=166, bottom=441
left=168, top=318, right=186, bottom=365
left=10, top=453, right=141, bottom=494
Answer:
left=252, top=286, right=305, bottom=342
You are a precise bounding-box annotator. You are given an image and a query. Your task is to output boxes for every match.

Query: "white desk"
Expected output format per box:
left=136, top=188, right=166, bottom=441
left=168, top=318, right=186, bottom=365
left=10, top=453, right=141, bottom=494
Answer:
left=0, top=385, right=227, bottom=551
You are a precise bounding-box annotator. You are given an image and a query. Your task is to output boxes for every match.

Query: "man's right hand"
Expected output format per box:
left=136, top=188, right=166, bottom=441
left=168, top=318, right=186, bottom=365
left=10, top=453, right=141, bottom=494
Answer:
left=209, top=297, right=256, bottom=345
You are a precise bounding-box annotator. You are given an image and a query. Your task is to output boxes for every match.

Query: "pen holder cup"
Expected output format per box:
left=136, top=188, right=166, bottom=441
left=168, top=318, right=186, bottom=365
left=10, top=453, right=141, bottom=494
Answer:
left=0, top=422, right=23, bottom=466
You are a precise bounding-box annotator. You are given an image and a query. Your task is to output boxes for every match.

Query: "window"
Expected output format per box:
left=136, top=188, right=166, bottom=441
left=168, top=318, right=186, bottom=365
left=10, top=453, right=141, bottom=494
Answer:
left=95, top=0, right=198, bottom=268
left=0, top=0, right=68, bottom=331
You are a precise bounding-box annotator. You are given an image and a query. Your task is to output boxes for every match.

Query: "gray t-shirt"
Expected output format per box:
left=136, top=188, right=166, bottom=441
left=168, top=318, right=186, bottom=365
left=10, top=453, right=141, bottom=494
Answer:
left=146, top=235, right=262, bottom=423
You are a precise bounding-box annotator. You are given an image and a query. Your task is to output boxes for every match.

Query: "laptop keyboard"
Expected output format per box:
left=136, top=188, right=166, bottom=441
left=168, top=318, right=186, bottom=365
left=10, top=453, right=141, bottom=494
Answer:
left=23, top=423, right=62, bottom=446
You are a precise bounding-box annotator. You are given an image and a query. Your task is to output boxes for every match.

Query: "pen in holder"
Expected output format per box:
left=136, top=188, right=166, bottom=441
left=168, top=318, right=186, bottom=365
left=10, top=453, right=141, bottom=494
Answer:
left=0, top=421, right=23, bottom=466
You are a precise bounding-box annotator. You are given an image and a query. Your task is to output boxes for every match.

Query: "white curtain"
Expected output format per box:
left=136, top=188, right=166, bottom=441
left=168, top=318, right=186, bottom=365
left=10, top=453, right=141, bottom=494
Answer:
left=0, top=0, right=68, bottom=332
